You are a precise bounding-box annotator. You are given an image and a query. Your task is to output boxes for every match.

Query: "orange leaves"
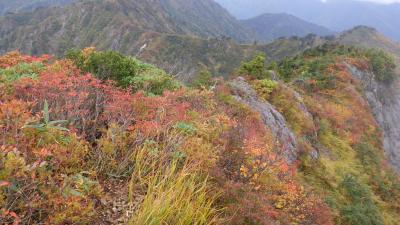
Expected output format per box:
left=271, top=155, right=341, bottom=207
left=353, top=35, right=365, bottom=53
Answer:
left=130, top=90, right=191, bottom=135
left=272, top=182, right=334, bottom=225
left=0, top=51, right=25, bottom=68
left=0, top=51, right=50, bottom=69
left=303, top=62, right=379, bottom=144
left=0, top=100, right=32, bottom=146
left=0, top=181, right=10, bottom=187
left=0, top=209, right=21, bottom=225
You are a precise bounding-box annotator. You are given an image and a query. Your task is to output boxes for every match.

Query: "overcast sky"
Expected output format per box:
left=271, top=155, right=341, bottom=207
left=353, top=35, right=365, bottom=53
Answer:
left=351, top=0, right=400, bottom=3
left=322, top=0, right=400, bottom=3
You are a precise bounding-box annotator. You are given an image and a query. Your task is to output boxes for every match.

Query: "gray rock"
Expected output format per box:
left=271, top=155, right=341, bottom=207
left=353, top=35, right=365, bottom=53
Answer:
left=229, top=77, right=298, bottom=163
left=347, top=64, right=400, bottom=172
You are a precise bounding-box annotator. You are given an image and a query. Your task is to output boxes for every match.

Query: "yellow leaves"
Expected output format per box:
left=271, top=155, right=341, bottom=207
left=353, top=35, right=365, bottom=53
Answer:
left=82, top=47, right=96, bottom=58
left=275, top=198, right=286, bottom=209
left=240, top=165, right=249, bottom=178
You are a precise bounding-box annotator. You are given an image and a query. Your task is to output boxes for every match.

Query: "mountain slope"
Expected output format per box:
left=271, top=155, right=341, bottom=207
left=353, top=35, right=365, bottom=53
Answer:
left=0, top=0, right=254, bottom=50
left=135, top=34, right=325, bottom=82
left=0, top=0, right=74, bottom=15
left=0, top=0, right=325, bottom=81
left=215, top=0, right=400, bottom=41
left=242, top=13, right=333, bottom=43
left=336, top=26, right=400, bottom=58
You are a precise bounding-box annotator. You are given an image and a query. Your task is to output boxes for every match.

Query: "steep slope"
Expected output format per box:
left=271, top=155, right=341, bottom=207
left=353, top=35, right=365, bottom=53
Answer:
left=0, top=0, right=254, bottom=55
left=158, top=0, right=254, bottom=42
left=215, top=0, right=400, bottom=41
left=0, top=0, right=74, bottom=15
left=347, top=64, right=400, bottom=172
left=242, top=13, right=333, bottom=43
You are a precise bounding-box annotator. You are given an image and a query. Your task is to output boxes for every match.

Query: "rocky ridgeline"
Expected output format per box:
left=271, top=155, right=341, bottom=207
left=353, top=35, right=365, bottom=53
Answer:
left=229, top=77, right=298, bottom=163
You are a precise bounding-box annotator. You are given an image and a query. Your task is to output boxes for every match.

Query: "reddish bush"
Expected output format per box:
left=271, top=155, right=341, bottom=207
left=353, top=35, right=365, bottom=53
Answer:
left=0, top=51, right=50, bottom=69
left=13, top=66, right=135, bottom=142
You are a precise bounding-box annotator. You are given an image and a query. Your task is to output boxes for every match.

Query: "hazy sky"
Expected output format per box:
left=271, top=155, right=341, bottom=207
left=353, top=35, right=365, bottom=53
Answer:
left=322, top=0, right=400, bottom=2
left=349, top=0, right=400, bottom=2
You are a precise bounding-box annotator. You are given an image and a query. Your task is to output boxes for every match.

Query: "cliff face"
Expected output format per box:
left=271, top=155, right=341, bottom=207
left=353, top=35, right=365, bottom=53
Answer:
left=347, top=64, right=400, bottom=172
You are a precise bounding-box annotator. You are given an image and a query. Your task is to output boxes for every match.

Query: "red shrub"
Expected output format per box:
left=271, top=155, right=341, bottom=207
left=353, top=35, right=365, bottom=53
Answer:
left=13, top=64, right=135, bottom=141
left=0, top=51, right=50, bottom=69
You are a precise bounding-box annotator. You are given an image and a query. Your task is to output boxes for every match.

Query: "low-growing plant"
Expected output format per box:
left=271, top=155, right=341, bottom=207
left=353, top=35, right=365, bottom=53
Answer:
left=252, top=78, right=277, bottom=99
left=365, top=49, right=396, bottom=82
left=339, top=175, right=384, bottom=225
left=191, top=70, right=213, bottom=89
left=0, top=62, right=44, bottom=83
left=129, top=148, right=220, bottom=225
left=22, top=100, right=69, bottom=132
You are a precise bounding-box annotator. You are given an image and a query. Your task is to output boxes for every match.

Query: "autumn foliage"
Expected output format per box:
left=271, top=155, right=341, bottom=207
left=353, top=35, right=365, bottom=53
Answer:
left=4, top=48, right=399, bottom=225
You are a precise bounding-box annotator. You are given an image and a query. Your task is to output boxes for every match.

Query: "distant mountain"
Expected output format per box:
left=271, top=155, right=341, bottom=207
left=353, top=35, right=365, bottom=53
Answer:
left=0, top=0, right=74, bottom=15
left=336, top=26, right=400, bottom=58
left=215, top=0, right=400, bottom=41
left=242, top=13, right=333, bottom=43
left=0, top=0, right=254, bottom=45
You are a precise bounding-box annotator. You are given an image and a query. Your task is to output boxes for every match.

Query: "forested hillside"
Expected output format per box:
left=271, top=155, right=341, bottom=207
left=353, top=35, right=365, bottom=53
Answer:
left=242, top=13, right=333, bottom=43
left=0, top=0, right=73, bottom=15
left=0, top=0, right=253, bottom=55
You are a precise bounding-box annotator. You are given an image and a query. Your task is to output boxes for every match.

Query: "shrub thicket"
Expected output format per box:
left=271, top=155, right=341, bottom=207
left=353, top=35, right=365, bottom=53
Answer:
left=66, top=48, right=180, bottom=95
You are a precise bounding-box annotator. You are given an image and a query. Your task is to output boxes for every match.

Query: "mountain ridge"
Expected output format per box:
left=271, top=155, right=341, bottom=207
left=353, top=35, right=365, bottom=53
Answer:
left=242, top=13, right=334, bottom=43
left=215, top=0, right=400, bottom=41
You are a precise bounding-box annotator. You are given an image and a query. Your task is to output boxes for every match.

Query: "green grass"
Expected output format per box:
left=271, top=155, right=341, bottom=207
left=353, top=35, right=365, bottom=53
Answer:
left=128, top=148, right=220, bottom=225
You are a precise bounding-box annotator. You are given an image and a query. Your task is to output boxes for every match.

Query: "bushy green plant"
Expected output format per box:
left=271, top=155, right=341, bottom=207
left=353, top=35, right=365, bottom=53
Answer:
left=65, top=49, right=180, bottom=95
left=123, top=68, right=180, bottom=95
left=365, top=50, right=396, bottom=82
left=191, top=70, right=213, bottom=89
left=238, top=53, right=269, bottom=79
left=252, top=78, right=277, bottom=99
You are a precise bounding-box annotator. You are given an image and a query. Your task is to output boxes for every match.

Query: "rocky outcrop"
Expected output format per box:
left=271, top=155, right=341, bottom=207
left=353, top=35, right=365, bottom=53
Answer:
left=347, top=64, right=400, bottom=172
left=229, top=77, right=298, bottom=163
